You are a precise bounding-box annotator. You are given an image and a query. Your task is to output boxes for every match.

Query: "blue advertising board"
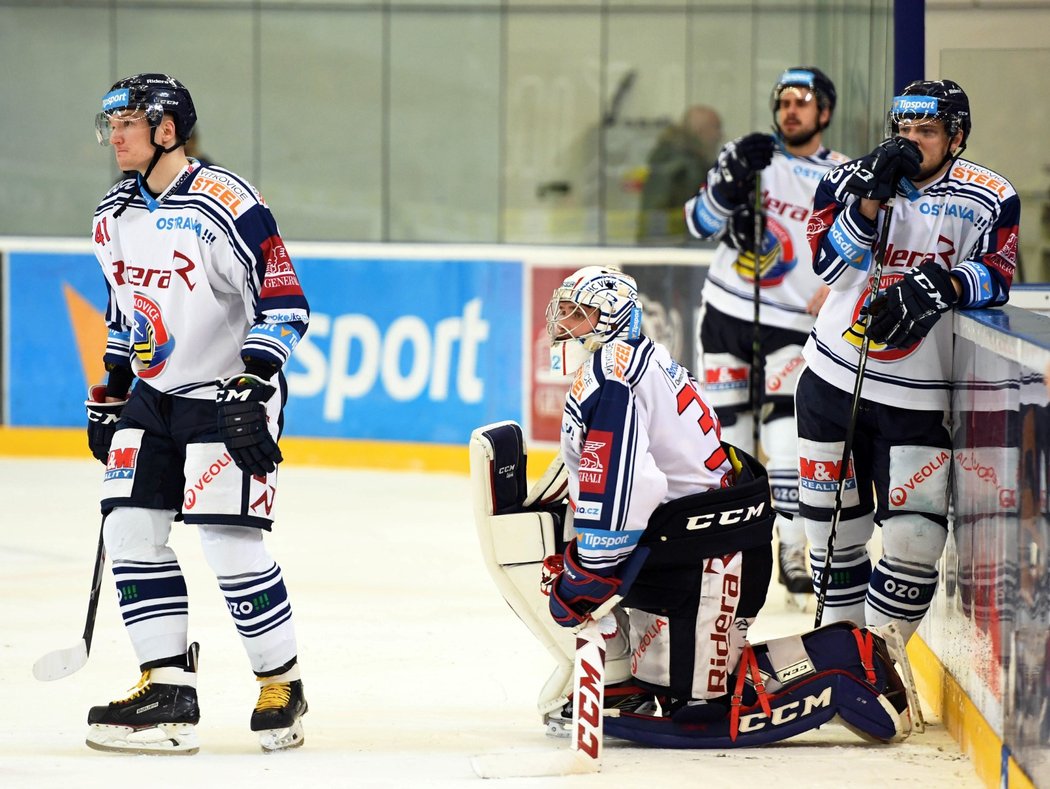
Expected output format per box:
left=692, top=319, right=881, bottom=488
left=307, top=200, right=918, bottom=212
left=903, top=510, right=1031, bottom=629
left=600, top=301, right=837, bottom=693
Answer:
left=284, top=256, right=522, bottom=443
left=6, top=251, right=108, bottom=426
left=5, top=251, right=522, bottom=443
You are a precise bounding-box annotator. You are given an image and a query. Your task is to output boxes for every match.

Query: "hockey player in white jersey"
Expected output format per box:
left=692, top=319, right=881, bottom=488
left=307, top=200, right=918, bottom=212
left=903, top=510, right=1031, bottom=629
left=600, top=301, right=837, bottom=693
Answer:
left=685, top=67, right=849, bottom=598
left=469, top=266, right=917, bottom=748
left=800, top=79, right=1021, bottom=642
left=84, top=74, right=310, bottom=754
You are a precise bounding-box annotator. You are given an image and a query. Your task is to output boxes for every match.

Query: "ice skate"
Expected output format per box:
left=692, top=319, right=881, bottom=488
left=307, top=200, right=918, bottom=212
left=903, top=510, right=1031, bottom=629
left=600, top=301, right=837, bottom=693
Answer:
left=778, top=541, right=813, bottom=609
left=543, top=681, right=658, bottom=738
left=252, top=674, right=308, bottom=752
left=86, top=643, right=200, bottom=755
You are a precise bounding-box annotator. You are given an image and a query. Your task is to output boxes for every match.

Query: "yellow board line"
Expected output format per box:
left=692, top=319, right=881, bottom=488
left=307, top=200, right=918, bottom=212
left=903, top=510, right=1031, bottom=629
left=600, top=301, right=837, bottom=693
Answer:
left=0, top=426, right=561, bottom=475
left=908, top=634, right=1036, bottom=789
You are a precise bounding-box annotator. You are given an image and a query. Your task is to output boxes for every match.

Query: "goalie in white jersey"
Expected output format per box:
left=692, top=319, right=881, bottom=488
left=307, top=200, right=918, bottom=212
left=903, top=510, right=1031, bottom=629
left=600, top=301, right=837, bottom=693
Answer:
left=83, top=74, right=310, bottom=754
left=541, top=265, right=775, bottom=725
left=469, top=267, right=917, bottom=748
left=800, top=79, right=1021, bottom=642
left=685, top=67, right=849, bottom=597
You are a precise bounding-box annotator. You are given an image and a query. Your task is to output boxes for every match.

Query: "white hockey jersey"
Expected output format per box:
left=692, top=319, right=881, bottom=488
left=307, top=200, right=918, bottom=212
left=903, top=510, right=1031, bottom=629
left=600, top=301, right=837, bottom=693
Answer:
left=561, top=336, right=733, bottom=573
left=685, top=145, right=849, bottom=333
left=92, top=162, right=310, bottom=398
left=805, top=157, right=1020, bottom=411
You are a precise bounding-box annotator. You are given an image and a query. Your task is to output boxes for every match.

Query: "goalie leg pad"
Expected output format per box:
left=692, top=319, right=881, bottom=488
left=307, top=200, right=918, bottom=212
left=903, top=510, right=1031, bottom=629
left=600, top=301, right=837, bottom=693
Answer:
left=470, top=422, right=631, bottom=717
left=604, top=623, right=910, bottom=748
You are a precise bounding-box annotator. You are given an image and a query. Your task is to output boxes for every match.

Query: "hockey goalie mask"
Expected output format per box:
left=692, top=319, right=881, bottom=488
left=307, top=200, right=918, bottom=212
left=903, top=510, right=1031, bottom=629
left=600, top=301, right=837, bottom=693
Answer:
left=546, top=266, right=642, bottom=377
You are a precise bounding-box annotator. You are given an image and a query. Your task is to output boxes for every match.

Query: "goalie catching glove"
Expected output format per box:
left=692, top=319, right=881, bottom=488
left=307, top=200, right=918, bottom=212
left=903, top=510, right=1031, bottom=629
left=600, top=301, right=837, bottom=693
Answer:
left=832, top=136, right=921, bottom=202
left=864, top=261, right=959, bottom=348
left=216, top=373, right=283, bottom=476
left=85, top=385, right=127, bottom=463
left=712, top=133, right=775, bottom=204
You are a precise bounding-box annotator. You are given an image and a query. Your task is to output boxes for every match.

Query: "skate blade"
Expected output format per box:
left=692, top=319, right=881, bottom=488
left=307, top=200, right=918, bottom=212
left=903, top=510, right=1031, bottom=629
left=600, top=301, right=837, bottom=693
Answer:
left=258, top=719, right=305, bottom=752
left=86, top=722, right=199, bottom=755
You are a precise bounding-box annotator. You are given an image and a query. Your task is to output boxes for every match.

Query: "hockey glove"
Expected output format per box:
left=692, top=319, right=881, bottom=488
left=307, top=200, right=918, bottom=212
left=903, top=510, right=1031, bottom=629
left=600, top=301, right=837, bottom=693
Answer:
left=864, top=261, right=959, bottom=348
left=713, top=133, right=775, bottom=204
left=216, top=374, right=283, bottom=476
left=834, top=136, right=922, bottom=202
left=725, top=202, right=766, bottom=254
left=85, top=385, right=126, bottom=464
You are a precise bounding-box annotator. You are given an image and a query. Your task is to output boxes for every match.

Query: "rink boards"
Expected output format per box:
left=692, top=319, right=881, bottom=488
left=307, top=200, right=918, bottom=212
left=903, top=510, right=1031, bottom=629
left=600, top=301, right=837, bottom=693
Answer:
left=0, top=237, right=1047, bottom=788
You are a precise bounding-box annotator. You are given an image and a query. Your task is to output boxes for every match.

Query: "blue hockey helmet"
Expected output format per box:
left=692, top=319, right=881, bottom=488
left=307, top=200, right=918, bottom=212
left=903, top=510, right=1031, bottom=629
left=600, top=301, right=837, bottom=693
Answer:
left=770, top=67, right=837, bottom=117
left=96, top=73, right=197, bottom=146
left=889, top=79, right=971, bottom=146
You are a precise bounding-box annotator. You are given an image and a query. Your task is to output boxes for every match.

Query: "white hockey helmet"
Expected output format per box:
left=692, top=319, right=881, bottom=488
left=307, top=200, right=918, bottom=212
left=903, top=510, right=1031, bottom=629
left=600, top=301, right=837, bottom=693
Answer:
left=545, top=266, right=642, bottom=377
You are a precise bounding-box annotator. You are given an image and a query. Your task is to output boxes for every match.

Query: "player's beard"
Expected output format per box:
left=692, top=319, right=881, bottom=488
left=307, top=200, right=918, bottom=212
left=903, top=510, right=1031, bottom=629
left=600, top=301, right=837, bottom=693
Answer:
left=780, top=121, right=820, bottom=148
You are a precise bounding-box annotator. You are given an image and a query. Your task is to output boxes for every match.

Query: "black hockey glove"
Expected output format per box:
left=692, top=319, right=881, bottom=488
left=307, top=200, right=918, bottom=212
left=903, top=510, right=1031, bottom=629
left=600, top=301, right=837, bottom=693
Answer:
left=725, top=202, right=766, bottom=254
left=85, top=385, right=126, bottom=464
left=834, top=137, right=922, bottom=202
left=864, top=261, right=959, bottom=348
left=216, top=374, right=283, bottom=476
left=713, top=133, right=776, bottom=204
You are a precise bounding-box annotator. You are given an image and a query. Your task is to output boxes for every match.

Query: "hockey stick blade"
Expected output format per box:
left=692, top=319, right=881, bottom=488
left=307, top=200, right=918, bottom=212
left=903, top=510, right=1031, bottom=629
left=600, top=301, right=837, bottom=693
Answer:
left=470, top=750, right=599, bottom=779
left=33, top=519, right=106, bottom=682
left=33, top=639, right=89, bottom=681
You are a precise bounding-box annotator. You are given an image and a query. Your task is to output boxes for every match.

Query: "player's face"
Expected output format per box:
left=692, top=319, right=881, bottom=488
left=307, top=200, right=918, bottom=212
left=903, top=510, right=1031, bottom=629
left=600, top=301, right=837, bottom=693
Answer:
left=896, top=119, right=962, bottom=181
left=550, top=301, right=600, bottom=341
left=105, top=110, right=154, bottom=173
left=776, top=87, right=824, bottom=144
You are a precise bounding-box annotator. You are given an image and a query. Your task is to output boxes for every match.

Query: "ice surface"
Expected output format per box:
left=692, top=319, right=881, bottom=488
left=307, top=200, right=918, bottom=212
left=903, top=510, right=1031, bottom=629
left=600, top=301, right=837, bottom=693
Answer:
left=1, top=458, right=981, bottom=788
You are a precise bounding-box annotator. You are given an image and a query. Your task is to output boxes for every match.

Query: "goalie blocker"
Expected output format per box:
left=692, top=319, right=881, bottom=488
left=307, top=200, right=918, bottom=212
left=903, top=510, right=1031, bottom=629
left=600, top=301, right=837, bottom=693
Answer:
left=470, top=420, right=917, bottom=748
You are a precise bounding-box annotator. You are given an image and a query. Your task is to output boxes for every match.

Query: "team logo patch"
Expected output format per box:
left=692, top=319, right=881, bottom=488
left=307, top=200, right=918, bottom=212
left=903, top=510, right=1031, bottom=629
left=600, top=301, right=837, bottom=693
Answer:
left=132, top=293, right=175, bottom=378
left=261, top=236, right=302, bottom=297
left=731, top=216, right=796, bottom=287
left=579, top=430, right=613, bottom=494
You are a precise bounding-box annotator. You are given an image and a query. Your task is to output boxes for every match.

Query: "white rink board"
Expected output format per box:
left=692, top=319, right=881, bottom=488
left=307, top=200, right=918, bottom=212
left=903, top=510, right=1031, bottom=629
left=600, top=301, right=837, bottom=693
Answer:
left=2, top=458, right=981, bottom=788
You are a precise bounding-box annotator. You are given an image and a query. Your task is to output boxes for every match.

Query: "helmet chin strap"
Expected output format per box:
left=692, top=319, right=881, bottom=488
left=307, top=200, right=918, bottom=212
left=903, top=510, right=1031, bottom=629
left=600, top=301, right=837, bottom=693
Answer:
left=921, top=141, right=966, bottom=183
left=113, top=129, right=185, bottom=218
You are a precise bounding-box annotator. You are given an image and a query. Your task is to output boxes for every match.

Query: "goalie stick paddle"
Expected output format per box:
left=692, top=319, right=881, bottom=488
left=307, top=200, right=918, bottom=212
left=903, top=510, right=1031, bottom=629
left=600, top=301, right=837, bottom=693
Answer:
left=33, top=518, right=106, bottom=681
left=814, top=194, right=896, bottom=628
left=470, top=617, right=607, bottom=779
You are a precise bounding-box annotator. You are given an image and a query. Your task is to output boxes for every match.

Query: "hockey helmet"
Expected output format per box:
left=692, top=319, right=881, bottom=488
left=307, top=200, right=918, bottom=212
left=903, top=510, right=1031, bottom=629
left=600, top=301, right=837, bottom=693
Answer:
left=889, top=79, right=971, bottom=146
left=770, top=66, right=837, bottom=117
left=546, top=266, right=642, bottom=376
left=96, top=73, right=197, bottom=146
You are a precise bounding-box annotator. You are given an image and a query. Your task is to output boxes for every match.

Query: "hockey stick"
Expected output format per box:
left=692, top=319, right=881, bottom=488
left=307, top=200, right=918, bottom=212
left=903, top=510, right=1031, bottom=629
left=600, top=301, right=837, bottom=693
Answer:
left=814, top=194, right=896, bottom=628
left=33, top=516, right=106, bottom=681
left=470, top=612, right=611, bottom=778
left=750, top=173, right=764, bottom=456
